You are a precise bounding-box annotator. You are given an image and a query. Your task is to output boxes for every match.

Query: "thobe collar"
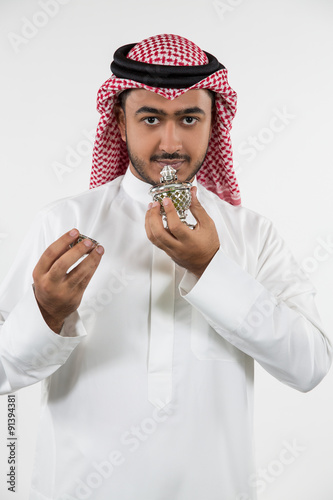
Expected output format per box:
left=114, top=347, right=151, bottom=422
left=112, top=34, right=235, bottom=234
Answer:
left=122, top=167, right=152, bottom=205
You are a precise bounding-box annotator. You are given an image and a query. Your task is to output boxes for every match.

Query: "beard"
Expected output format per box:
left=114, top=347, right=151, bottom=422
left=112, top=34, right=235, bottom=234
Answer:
left=126, top=136, right=209, bottom=186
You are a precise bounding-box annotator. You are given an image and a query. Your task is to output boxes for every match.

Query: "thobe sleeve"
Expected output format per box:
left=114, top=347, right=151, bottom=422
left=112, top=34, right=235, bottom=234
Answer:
left=0, top=210, right=87, bottom=395
left=179, top=219, right=332, bottom=392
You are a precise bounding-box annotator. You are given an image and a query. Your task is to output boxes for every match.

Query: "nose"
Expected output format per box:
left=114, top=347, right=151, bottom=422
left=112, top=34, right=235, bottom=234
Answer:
left=158, top=121, right=182, bottom=154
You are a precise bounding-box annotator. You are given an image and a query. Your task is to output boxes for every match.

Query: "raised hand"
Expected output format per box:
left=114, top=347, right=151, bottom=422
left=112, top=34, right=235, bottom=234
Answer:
left=32, top=229, right=104, bottom=333
left=145, top=186, right=220, bottom=278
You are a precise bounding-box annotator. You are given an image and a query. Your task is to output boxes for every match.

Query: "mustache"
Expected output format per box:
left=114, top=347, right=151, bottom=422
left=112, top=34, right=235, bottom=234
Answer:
left=150, top=153, right=191, bottom=162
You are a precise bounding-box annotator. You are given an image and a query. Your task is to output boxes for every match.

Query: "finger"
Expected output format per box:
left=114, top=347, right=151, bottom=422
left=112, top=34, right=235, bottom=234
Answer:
left=48, top=237, right=99, bottom=282
left=189, top=187, right=210, bottom=226
left=146, top=201, right=180, bottom=250
left=34, top=229, right=81, bottom=275
left=161, top=197, right=191, bottom=241
left=146, top=202, right=169, bottom=245
left=66, top=245, right=104, bottom=289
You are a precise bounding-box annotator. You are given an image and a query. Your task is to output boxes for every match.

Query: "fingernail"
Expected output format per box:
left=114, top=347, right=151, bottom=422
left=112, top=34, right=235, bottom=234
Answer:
left=83, top=238, right=93, bottom=247
left=162, top=198, right=170, bottom=206
left=69, top=229, right=78, bottom=237
left=148, top=202, right=153, bottom=210
left=96, top=245, right=104, bottom=255
left=152, top=201, right=160, bottom=208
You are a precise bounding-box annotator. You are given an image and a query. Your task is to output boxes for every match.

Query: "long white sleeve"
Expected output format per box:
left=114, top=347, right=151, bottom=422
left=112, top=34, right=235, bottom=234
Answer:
left=0, top=211, right=87, bottom=395
left=179, top=221, right=332, bottom=392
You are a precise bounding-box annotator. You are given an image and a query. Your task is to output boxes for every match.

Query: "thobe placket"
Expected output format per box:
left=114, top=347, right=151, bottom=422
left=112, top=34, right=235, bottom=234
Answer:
left=148, top=245, right=175, bottom=409
left=120, top=167, right=177, bottom=409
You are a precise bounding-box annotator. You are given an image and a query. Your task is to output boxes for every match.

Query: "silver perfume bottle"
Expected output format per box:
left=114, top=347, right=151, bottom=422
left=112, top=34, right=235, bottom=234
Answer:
left=149, top=165, right=195, bottom=228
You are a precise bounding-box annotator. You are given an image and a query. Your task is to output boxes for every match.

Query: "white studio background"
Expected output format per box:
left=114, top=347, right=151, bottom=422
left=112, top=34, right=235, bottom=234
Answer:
left=0, top=0, right=332, bottom=499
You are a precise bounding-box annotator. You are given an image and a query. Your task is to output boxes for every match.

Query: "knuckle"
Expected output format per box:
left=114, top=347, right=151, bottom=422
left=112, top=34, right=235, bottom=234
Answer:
left=43, top=284, right=53, bottom=297
left=168, top=223, right=182, bottom=237
left=43, top=246, right=57, bottom=261
left=87, top=252, right=101, bottom=269
left=50, top=260, right=66, bottom=278
left=153, top=227, right=166, bottom=242
left=78, top=277, right=90, bottom=290
left=67, top=279, right=83, bottom=296
left=66, top=276, right=81, bottom=290
left=38, top=277, right=52, bottom=295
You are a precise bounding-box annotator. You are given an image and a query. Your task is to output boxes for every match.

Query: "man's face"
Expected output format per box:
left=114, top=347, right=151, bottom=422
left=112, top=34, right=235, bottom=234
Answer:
left=116, top=89, right=213, bottom=185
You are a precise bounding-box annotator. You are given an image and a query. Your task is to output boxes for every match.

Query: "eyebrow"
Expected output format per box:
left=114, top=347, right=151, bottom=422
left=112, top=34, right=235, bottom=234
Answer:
left=135, top=106, right=206, bottom=116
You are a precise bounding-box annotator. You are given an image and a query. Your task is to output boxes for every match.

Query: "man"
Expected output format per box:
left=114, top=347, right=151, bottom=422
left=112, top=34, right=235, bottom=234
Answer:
left=0, top=34, right=331, bottom=500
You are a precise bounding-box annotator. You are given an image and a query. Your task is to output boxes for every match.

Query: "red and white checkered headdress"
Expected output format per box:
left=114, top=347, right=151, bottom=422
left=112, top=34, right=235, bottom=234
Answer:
left=90, top=34, right=241, bottom=205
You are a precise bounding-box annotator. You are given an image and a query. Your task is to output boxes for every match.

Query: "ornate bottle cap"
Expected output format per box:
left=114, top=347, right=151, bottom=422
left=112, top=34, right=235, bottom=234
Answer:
left=149, top=166, right=194, bottom=228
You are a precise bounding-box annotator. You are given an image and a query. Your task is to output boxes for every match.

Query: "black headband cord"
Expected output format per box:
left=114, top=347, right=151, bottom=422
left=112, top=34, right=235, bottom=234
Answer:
left=110, top=43, right=225, bottom=89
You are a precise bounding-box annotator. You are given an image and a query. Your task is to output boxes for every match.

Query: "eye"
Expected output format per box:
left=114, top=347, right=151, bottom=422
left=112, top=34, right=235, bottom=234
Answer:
left=182, top=117, right=198, bottom=125
left=143, top=117, right=159, bottom=125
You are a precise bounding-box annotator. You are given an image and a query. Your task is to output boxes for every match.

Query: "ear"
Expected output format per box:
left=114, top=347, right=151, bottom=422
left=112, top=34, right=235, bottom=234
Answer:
left=114, top=104, right=126, bottom=142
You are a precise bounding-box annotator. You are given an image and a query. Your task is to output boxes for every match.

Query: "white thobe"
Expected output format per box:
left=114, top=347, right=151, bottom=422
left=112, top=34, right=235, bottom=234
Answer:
left=0, top=168, right=331, bottom=500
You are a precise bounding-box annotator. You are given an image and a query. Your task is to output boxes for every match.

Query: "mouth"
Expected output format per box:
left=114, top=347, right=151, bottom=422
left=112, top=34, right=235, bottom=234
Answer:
left=155, top=160, right=185, bottom=171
